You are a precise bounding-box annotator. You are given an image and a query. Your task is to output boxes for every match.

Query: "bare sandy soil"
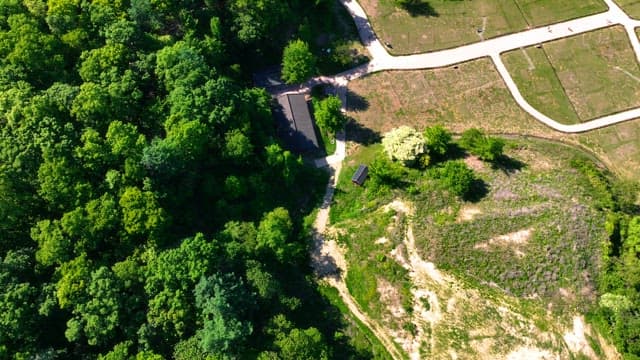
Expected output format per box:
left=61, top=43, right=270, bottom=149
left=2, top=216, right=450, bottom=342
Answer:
left=313, top=186, right=617, bottom=359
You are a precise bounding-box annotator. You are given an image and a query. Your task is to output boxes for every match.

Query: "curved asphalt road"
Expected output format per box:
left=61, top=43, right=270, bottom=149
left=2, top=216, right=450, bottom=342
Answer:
left=308, top=2, right=640, bottom=356
left=332, top=0, right=640, bottom=134
left=306, top=0, right=640, bottom=165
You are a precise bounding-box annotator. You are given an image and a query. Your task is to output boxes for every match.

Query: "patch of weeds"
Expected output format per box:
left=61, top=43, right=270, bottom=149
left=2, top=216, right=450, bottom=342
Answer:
left=533, top=317, right=551, bottom=333
left=346, top=261, right=381, bottom=314
left=318, top=285, right=393, bottom=359
left=585, top=333, right=604, bottom=358
left=403, top=321, right=417, bottom=336
left=420, top=296, right=431, bottom=311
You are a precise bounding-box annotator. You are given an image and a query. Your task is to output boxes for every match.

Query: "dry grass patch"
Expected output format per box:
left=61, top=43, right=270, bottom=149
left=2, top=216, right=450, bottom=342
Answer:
left=358, top=0, right=606, bottom=55
left=475, top=228, right=534, bottom=258
left=503, top=26, right=640, bottom=123
left=616, top=0, right=640, bottom=19
left=347, top=58, right=640, bottom=180
left=457, top=205, right=482, bottom=222
left=542, top=26, right=640, bottom=121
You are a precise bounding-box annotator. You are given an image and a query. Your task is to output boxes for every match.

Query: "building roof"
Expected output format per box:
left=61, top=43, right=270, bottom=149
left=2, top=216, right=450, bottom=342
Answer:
left=273, top=94, right=320, bottom=153
left=351, top=164, right=368, bottom=185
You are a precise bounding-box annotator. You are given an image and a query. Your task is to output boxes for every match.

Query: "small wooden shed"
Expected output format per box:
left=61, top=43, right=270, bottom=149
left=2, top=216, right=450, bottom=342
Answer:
left=351, top=164, right=368, bottom=186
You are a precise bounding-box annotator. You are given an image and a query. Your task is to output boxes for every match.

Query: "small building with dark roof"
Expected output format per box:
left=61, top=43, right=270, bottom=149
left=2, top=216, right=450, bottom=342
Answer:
left=352, top=164, right=368, bottom=186
left=273, top=94, right=320, bottom=153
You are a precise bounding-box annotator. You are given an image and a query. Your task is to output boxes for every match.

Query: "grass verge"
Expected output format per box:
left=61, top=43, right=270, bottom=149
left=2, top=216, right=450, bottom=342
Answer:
left=328, top=137, right=611, bottom=357
left=539, top=26, right=640, bottom=121
left=503, top=26, right=640, bottom=124
left=358, top=0, right=606, bottom=54
left=614, top=0, right=640, bottom=19
left=346, top=57, right=640, bottom=180
left=318, top=285, right=393, bottom=359
left=502, top=46, right=580, bottom=125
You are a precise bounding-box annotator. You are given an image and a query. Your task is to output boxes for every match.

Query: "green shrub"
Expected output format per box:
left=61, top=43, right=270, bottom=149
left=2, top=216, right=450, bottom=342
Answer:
left=458, top=128, right=504, bottom=162
left=423, top=125, right=452, bottom=158
left=431, top=160, right=476, bottom=197
left=369, top=154, right=406, bottom=188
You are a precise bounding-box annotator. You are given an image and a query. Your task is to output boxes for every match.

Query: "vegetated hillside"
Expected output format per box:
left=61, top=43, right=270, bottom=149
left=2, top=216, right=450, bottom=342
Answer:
left=330, top=136, right=630, bottom=359
left=0, top=1, right=374, bottom=359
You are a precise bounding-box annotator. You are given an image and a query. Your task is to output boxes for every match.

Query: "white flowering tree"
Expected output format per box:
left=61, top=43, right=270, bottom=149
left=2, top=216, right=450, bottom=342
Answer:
left=381, top=126, right=426, bottom=166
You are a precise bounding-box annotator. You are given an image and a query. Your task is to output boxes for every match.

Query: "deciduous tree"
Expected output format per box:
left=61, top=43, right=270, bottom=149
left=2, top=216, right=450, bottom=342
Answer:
left=281, top=40, right=315, bottom=85
left=313, top=96, right=345, bottom=136
left=382, top=126, right=426, bottom=166
left=423, top=125, right=452, bottom=158
left=433, top=160, right=476, bottom=197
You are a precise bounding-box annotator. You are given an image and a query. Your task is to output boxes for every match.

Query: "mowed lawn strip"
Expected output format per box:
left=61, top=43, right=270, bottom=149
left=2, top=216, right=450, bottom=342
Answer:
left=614, top=0, right=640, bottom=19
left=514, top=0, right=607, bottom=26
left=542, top=26, right=640, bottom=121
left=358, top=0, right=607, bottom=55
left=502, top=46, right=581, bottom=125
left=346, top=58, right=640, bottom=180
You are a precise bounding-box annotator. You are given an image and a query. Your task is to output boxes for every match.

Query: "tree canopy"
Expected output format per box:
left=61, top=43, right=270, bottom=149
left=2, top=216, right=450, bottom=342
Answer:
left=281, top=39, right=316, bottom=84
left=458, top=128, right=505, bottom=162
left=382, top=126, right=426, bottom=166
left=0, top=1, right=367, bottom=358
left=313, top=95, right=345, bottom=136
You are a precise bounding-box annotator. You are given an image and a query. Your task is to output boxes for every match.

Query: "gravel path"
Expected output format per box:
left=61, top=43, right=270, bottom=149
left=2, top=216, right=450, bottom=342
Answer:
left=310, top=165, right=405, bottom=360
left=305, top=0, right=640, bottom=356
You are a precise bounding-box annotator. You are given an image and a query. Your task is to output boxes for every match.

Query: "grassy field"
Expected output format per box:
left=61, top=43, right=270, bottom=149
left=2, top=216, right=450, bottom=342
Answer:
left=413, top=140, right=605, bottom=308
left=346, top=57, right=640, bottom=180
left=502, top=46, right=580, bottom=125
left=358, top=0, right=607, bottom=54
left=328, top=139, right=610, bottom=358
left=502, top=26, right=640, bottom=124
left=615, top=0, right=640, bottom=18
left=539, top=26, right=640, bottom=120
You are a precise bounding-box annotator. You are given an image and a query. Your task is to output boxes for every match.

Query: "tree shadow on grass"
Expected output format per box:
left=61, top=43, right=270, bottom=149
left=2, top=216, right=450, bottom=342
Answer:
left=346, top=89, right=370, bottom=112
left=400, top=1, right=439, bottom=17
left=428, top=143, right=467, bottom=166
left=463, top=178, right=489, bottom=203
left=345, top=119, right=381, bottom=145
left=491, top=155, right=527, bottom=175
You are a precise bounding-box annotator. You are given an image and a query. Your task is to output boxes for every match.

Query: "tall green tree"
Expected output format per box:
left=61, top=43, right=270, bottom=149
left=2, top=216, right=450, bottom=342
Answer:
left=432, top=160, right=476, bottom=197
left=256, top=207, right=297, bottom=262
left=458, top=128, right=504, bottom=162
left=65, top=266, right=122, bottom=346
left=281, top=40, right=315, bottom=85
left=194, top=273, right=254, bottom=356
left=423, top=125, right=452, bottom=158
left=313, top=96, right=345, bottom=136
left=144, top=234, right=215, bottom=339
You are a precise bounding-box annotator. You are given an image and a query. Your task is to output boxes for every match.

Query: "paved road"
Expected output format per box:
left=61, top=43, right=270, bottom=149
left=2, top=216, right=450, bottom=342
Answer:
left=307, top=1, right=640, bottom=357
left=335, top=0, right=640, bottom=134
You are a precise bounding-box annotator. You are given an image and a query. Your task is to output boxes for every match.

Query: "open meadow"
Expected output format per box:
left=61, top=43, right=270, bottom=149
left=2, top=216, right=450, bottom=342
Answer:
left=503, top=26, right=640, bottom=124
left=358, top=0, right=607, bottom=54
left=328, top=139, right=614, bottom=359
left=503, top=26, right=640, bottom=123
left=346, top=58, right=640, bottom=180
left=614, top=0, right=640, bottom=18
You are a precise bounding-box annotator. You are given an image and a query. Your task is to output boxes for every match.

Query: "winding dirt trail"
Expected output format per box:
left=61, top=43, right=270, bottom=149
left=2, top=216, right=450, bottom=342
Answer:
left=310, top=165, right=405, bottom=360
left=303, top=0, right=640, bottom=356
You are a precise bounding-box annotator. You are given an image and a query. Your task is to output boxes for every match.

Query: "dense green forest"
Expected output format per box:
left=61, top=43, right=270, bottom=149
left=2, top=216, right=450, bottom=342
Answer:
left=0, top=0, right=373, bottom=358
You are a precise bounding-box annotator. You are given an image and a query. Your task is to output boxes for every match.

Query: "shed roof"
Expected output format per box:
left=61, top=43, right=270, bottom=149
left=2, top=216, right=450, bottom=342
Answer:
left=351, top=164, right=368, bottom=185
left=273, top=94, right=320, bottom=153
